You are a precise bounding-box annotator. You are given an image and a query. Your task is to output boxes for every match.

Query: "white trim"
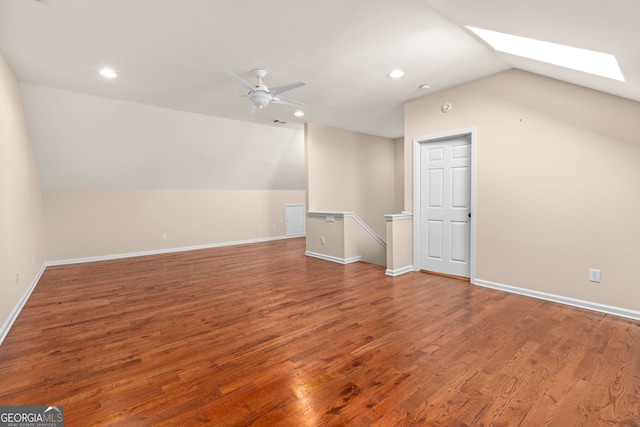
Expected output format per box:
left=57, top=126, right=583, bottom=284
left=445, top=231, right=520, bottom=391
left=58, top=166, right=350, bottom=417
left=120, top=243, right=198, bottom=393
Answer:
left=307, top=211, right=374, bottom=219
left=307, top=211, right=349, bottom=218
left=474, top=279, right=640, bottom=321
left=305, top=251, right=362, bottom=265
left=307, top=211, right=386, bottom=248
left=0, top=264, right=47, bottom=346
left=349, top=213, right=386, bottom=249
left=385, top=265, right=414, bottom=276
left=412, top=128, right=477, bottom=282
left=46, top=235, right=297, bottom=266
left=384, top=212, right=412, bottom=221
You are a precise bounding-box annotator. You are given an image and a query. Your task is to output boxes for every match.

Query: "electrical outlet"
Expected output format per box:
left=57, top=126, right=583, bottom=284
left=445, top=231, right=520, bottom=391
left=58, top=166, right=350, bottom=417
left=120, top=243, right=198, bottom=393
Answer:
left=161, top=233, right=167, bottom=241
left=589, top=269, right=601, bottom=283
left=272, top=224, right=276, bottom=230
left=320, top=236, right=326, bottom=245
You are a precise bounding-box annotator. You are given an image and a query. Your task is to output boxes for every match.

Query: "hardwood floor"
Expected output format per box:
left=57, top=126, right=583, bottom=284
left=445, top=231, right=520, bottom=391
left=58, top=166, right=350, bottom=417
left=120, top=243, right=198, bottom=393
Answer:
left=1, top=237, right=639, bottom=426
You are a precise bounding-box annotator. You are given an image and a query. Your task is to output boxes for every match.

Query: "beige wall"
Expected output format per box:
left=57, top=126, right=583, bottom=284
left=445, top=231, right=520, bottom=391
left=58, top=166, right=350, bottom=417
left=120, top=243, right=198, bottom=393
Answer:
left=305, top=123, right=396, bottom=237
left=305, top=216, right=346, bottom=261
left=43, top=189, right=304, bottom=261
left=394, top=137, right=404, bottom=213
left=386, top=217, right=413, bottom=273
left=344, top=218, right=386, bottom=266
left=0, top=53, right=46, bottom=335
left=405, top=69, right=640, bottom=312
left=305, top=214, right=386, bottom=266
left=18, top=82, right=307, bottom=262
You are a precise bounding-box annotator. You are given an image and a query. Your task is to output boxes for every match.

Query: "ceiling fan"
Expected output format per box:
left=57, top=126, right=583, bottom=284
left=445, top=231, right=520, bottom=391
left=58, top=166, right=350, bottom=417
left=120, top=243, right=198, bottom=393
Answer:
left=209, top=69, right=307, bottom=114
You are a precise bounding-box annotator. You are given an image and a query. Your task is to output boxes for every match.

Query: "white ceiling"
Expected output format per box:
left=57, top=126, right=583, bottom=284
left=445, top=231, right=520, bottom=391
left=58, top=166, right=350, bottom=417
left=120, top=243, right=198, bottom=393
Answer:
left=1, top=0, right=638, bottom=139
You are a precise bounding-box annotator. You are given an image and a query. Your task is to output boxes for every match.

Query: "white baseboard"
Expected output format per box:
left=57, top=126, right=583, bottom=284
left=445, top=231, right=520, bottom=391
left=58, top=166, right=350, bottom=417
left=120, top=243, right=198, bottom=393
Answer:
left=0, top=264, right=47, bottom=346
left=46, top=235, right=301, bottom=266
left=305, top=251, right=362, bottom=265
left=385, top=265, right=414, bottom=277
left=474, top=278, right=640, bottom=321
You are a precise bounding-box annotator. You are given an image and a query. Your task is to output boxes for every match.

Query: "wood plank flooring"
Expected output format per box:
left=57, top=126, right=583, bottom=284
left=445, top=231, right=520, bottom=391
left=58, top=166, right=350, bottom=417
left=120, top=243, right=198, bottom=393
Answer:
left=1, top=237, right=639, bottom=426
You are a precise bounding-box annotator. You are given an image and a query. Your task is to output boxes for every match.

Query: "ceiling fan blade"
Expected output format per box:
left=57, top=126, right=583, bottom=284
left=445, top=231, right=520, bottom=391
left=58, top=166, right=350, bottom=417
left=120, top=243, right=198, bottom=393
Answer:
left=224, top=71, right=255, bottom=92
left=270, top=81, right=306, bottom=96
left=271, top=96, right=307, bottom=108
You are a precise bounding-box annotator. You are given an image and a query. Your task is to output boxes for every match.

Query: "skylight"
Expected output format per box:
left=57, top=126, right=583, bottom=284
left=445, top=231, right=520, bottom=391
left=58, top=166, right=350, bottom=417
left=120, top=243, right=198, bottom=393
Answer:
left=466, top=26, right=625, bottom=82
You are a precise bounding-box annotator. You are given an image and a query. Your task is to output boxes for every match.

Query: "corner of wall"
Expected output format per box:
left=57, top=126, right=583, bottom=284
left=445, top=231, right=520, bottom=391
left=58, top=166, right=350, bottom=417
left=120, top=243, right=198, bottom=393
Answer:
left=0, top=52, right=47, bottom=343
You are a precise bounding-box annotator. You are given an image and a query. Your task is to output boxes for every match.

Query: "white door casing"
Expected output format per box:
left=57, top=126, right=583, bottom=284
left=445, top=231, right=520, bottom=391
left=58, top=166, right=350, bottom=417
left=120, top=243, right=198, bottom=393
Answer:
left=413, top=130, right=476, bottom=279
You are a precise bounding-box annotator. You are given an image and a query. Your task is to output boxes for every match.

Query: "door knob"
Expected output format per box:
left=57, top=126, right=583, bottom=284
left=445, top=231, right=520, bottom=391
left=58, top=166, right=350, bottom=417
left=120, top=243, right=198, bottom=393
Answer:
left=468, top=213, right=471, bottom=218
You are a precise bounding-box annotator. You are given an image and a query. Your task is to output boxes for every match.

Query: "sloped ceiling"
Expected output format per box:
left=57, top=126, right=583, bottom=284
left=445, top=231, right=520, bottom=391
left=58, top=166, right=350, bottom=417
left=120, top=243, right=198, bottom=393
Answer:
left=0, top=0, right=637, bottom=139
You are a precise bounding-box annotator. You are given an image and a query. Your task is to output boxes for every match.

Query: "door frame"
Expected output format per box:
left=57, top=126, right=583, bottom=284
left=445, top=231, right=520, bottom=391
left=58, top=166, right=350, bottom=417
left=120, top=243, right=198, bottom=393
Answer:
left=412, top=128, right=477, bottom=282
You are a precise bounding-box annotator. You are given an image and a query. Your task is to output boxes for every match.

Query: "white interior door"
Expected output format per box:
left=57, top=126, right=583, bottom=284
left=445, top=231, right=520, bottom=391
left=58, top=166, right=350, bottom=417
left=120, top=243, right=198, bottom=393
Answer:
left=285, top=204, right=306, bottom=237
left=420, top=136, right=471, bottom=277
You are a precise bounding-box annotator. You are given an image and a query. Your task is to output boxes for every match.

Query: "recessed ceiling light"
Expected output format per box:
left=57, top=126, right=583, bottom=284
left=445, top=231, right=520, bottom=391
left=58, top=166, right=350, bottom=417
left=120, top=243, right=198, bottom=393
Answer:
left=99, top=68, right=118, bottom=78
left=294, top=111, right=304, bottom=117
left=388, top=70, right=405, bottom=79
left=466, top=26, right=625, bottom=81
left=419, top=84, right=431, bottom=90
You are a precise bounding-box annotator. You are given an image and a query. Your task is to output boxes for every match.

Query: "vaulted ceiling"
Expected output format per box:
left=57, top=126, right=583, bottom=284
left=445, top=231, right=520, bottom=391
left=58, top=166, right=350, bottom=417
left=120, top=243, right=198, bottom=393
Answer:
left=1, top=0, right=638, bottom=138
